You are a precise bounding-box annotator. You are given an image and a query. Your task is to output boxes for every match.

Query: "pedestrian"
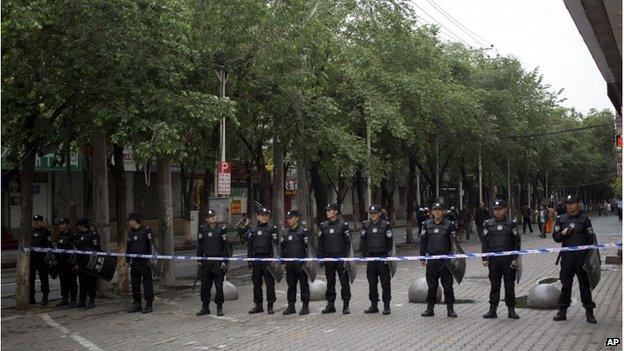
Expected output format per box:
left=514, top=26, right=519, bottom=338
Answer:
left=280, top=210, right=311, bottom=315
left=55, top=218, right=79, bottom=308
left=482, top=200, right=521, bottom=320
left=29, top=214, right=53, bottom=305
left=538, top=204, right=547, bottom=238
left=75, top=218, right=101, bottom=309
left=521, top=204, right=533, bottom=234
left=545, top=204, right=556, bottom=235
left=360, top=205, right=394, bottom=315
left=475, top=202, right=491, bottom=242
left=196, top=209, right=228, bottom=316
left=419, top=202, right=457, bottom=318
left=416, top=208, right=428, bottom=236
left=460, top=206, right=473, bottom=242
left=318, top=203, right=352, bottom=315
left=247, top=207, right=279, bottom=315
left=618, top=200, right=622, bottom=222
left=552, top=195, right=597, bottom=323
left=126, top=213, right=155, bottom=314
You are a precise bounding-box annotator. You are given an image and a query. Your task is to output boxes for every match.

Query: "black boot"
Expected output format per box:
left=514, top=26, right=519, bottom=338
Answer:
left=421, top=303, right=435, bottom=317
left=56, top=298, right=69, bottom=308
left=382, top=303, right=391, bottom=315
left=128, top=302, right=142, bottom=313
left=365, top=303, right=379, bottom=314
left=216, top=304, right=224, bottom=316
left=507, top=306, right=520, bottom=319
left=585, top=307, right=597, bottom=324
left=322, top=301, right=336, bottom=314
left=67, top=299, right=77, bottom=309
left=299, top=301, right=310, bottom=315
left=483, top=304, right=497, bottom=319
left=85, top=298, right=95, bottom=309
left=249, top=303, right=264, bottom=314
left=196, top=305, right=211, bottom=316
left=282, top=304, right=296, bottom=315
left=447, top=303, right=457, bottom=318
left=41, top=294, right=49, bottom=306
left=142, top=300, right=153, bottom=314
left=267, top=303, right=274, bottom=315
left=342, top=301, right=350, bottom=315
left=77, top=299, right=86, bottom=308
left=553, top=307, right=567, bottom=321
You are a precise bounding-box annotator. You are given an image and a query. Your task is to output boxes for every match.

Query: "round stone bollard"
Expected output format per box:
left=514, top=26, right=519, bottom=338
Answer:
left=527, top=284, right=560, bottom=309
left=309, top=279, right=327, bottom=301
left=408, top=277, right=441, bottom=303
left=210, top=280, right=239, bottom=301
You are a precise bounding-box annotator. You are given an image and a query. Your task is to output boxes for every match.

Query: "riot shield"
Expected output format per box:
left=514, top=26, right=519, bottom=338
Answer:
left=267, top=241, right=283, bottom=283
left=515, top=255, right=523, bottom=283
left=81, top=253, right=118, bottom=281
left=446, top=239, right=466, bottom=284
left=584, top=248, right=601, bottom=290
left=388, top=241, right=397, bottom=278
left=303, top=247, right=320, bottom=282
left=222, top=241, right=234, bottom=275
left=346, top=238, right=357, bottom=284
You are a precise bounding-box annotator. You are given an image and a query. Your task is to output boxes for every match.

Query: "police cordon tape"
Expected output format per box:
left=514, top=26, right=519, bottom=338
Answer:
left=21, top=242, right=622, bottom=262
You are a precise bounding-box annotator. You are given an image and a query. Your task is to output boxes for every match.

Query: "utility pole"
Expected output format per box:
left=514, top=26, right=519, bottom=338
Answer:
left=214, top=68, right=228, bottom=197
left=366, top=117, right=372, bottom=216
left=435, top=135, right=440, bottom=200
left=478, top=151, right=483, bottom=205
left=416, top=174, right=421, bottom=207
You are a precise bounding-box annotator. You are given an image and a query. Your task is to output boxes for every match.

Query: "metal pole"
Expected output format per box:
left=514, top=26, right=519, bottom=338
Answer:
left=478, top=152, right=483, bottom=205
left=507, top=158, right=511, bottom=203
left=435, top=135, right=439, bottom=200
left=214, top=70, right=228, bottom=197
left=459, top=180, right=463, bottom=211
left=366, top=118, right=372, bottom=216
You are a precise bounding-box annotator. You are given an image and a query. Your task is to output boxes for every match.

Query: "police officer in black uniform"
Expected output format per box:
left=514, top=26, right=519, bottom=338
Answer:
left=196, top=209, right=228, bottom=316
left=360, top=205, right=394, bottom=315
left=30, top=214, right=53, bottom=305
left=318, top=203, right=352, bottom=315
left=75, top=218, right=101, bottom=309
left=552, top=194, right=597, bottom=323
left=247, top=207, right=279, bottom=315
left=55, top=218, right=79, bottom=308
left=280, top=210, right=311, bottom=315
left=420, top=202, right=457, bottom=318
left=482, top=200, right=521, bottom=320
left=126, top=213, right=155, bottom=314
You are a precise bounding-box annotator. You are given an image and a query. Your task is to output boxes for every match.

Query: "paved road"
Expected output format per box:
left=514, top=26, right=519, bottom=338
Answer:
left=1, top=216, right=621, bottom=350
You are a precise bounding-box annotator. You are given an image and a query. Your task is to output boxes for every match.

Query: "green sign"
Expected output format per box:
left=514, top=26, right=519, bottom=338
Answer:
left=2, top=151, right=84, bottom=171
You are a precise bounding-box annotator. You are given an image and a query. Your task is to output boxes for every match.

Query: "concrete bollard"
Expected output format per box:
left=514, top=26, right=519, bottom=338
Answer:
left=210, top=280, right=239, bottom=301
left=309, top=279, right=327, bottom=301
left=408, top=277, right=441, bottom=303
left=527, top=284, right=560, bottom=309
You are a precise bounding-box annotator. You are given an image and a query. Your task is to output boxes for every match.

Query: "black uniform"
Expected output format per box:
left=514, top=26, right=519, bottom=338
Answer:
left=475, top=207, right=490, bottom=242
left=56, top=229, right=79, bottom=303
left=482, top=218, right=521, bottom=307
left=197, top=223, right=229, bottom=306
left=420, top=219, right=457, bottom=305
left=280, top=224, right=311, bottom=305
left=318, top=219, right=351, bottom=304
left=360, top=219, right=393, bottom=306
left=76, top=229, right=102, bottom=304
left=416, top=210, right=428, bottom=237
left=126, top=225, right=154, bottom=305
left=247, top=222, right=279, bottom=305
left=29, top=227, right=53, bottom=302
left=552, top=212, right=595, bottom=309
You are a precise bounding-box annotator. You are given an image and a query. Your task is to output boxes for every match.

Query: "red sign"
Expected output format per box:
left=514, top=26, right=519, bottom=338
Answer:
left=218, top=161, right=231, bottom=195
left=616, top=134, right=622, bottom=149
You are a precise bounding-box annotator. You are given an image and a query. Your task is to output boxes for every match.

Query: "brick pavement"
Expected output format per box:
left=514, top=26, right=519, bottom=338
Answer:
left=1, top=217, right=621, bottom=351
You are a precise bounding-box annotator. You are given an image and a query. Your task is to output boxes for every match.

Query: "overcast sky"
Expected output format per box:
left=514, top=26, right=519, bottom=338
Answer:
left=409, top=0, right=614, bottom=115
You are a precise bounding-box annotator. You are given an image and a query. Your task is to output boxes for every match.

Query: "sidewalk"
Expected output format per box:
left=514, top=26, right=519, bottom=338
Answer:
left=1, top=217, right=621, bottom=351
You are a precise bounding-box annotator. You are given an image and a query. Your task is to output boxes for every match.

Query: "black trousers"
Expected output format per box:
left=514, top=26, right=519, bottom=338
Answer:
left=523, top=218, right=533, bottom=233
left=286, top=263, right=309, bottom=304
left=200, top=261, right=224, bottom=305
left=78, top=272, right=98, bottom=301
left=251, top=262, right=276, bottom=304
left=426, top=259, right=454, bottom=304
left=29, top=255, right=50, bottom=299
left=131, top=263, right=154, bottom=303
left=488, top=256, right=516, bottom=307
left=324, top=261, right=351, bottom=302
left=366, top=261, right=391, bottom=305
left=558, top=252, right=594, bottom=309
left=59, top=266, right=77, bottom=301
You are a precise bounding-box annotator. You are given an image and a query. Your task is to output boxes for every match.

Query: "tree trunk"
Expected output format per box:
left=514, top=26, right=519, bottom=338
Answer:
left=181, top=166, right=195, bottom=244
left=157, top=158, right=175, bottom=287
left=355, top=168, right=366, bottom=226
left=84, top=156, right=94, bottom=220
left=296, top=159, right=311, bottom=228
left=92, top=129, right=111, bottom=296
left=245, top=160, right=254, bottom=215
left=272, top=135, right=285, bottom=229
left=15, top=142, right=36, bottom=310
left=112, top=145, right=129, bottom=294
left=310, top=161, right=329, bottom=226
left=405, top=156, right=416, bottom=243
left=135, top=165, right=148, bottom=215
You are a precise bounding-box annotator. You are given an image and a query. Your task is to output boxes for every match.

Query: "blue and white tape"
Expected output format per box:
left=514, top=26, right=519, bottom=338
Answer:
left=21, top=242, right=622, bottom=262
